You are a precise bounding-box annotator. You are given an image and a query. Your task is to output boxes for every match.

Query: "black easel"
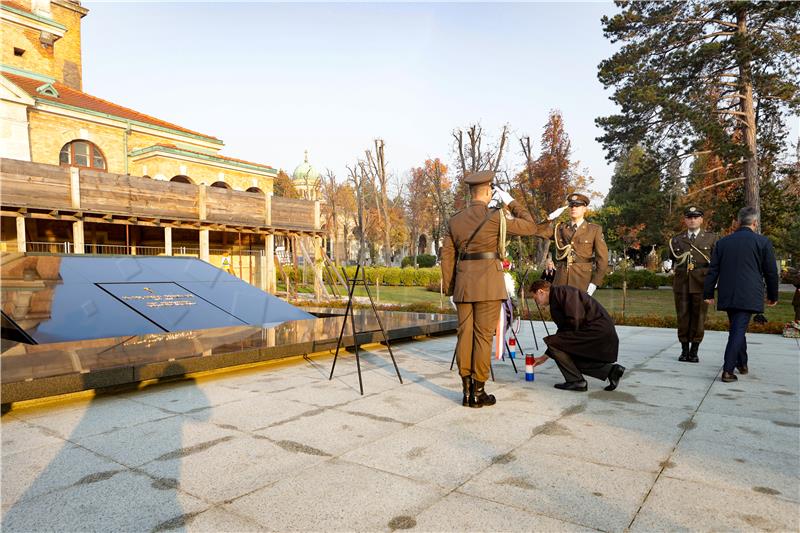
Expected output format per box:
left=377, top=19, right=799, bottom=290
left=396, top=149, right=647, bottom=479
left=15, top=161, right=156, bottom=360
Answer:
left=329, top=264, right=403, bottom=395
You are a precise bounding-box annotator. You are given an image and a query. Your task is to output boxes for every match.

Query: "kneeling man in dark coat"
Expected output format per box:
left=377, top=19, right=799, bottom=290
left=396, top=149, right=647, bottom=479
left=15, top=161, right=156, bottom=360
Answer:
left=529, top=280, right=625, bottom=392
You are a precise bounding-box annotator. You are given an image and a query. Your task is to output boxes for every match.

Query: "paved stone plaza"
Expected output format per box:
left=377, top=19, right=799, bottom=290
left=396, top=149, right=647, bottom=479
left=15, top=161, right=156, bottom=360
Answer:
left=2, top=324, right=798, bottom=532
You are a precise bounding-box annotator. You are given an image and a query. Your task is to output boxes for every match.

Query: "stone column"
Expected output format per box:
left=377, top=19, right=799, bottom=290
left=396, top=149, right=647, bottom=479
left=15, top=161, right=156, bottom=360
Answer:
left=73, top=219, right=85, bottom=254
left=199, top=228, right=210, bottom=262
left=164, top=226, right=173, bottom=256
left=16, top=216, right=26, bottom=253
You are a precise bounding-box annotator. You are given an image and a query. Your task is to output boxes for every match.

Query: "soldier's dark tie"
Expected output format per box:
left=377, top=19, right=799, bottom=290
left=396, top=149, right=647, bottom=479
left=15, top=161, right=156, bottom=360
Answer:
left=690, top=233, right=696, bottom=243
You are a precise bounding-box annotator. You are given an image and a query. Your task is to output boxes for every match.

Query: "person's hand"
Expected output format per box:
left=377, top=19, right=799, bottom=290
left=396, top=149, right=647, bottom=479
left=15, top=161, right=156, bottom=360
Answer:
left=587, top=283, right=597, bottom=296
left=767, top=300, right=777, bottom=307
left=704, top=298, right=714, bottom=305
left=532, top=355, right=549, bottom=367
left=449, top=296, right=456, bottom=309
left=492, top=187, right=515, bottom=206
left=547, top=205, right=567, bottom=220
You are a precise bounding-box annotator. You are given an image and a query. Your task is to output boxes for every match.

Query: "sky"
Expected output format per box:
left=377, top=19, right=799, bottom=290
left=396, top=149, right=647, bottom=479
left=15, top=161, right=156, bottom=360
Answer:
left=79, top=2, right=641, bottom=197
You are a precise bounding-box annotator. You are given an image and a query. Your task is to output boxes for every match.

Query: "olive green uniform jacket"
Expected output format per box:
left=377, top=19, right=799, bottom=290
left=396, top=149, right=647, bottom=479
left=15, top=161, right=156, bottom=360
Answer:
left=552, top=221, right=609, bottom=291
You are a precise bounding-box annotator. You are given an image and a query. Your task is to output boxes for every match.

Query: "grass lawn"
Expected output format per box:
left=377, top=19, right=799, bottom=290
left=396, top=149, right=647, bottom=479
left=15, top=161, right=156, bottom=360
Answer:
left=335, top=285, right=795, bottom=323
left=591, top=289, right=796, bottom=323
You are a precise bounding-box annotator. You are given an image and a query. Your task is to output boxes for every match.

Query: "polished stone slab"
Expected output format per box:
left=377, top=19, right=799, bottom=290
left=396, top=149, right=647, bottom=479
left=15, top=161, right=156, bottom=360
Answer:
left=1, top=308, right=457, bottom=403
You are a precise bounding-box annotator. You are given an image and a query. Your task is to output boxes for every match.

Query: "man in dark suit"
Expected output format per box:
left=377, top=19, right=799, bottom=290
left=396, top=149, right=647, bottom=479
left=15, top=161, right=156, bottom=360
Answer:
left=703, top=207, right=779, bottom=383
left=529, top=280, right=625, bottom=392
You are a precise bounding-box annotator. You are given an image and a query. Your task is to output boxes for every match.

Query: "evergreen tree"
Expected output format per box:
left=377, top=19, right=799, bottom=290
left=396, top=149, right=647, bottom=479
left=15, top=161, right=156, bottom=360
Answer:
left=597, top=1, right=800, bottom=227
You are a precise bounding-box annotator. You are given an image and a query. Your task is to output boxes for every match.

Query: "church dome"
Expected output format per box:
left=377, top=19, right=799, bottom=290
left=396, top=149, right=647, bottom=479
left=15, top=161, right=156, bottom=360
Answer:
left=292, top=150, right=319, bottom=185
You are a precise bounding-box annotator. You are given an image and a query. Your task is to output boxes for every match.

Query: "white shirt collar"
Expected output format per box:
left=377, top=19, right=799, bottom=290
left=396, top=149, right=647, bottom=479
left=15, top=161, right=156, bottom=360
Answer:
left=571, top=219, right=585, bottom=229
left=688, top=229, right=699, bottom=238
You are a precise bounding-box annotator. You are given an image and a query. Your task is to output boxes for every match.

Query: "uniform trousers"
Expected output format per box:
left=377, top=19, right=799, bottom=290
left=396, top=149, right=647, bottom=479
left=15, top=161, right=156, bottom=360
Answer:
left=455, top=300, right=501, bottom=383
left=723, top=310, right=752, bottom=373
left=674, top=287, right=708, bottom=343
left=546, top=346, right=613, bottom=383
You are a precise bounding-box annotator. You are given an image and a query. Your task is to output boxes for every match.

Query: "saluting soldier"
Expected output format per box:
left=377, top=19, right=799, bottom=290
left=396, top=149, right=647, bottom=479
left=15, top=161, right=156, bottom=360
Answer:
left=552, top=193, right=609, bottom=295
left=670, top=206, right=718, bottom=362
left=441, top=170, right=561, bottom=407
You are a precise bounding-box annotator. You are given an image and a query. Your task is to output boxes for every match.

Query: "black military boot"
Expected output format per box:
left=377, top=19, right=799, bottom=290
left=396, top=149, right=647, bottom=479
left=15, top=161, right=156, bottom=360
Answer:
left=461, top=376, right=472, bottom=407
left=688, top=342, right=700, bottom=363
left=469, top=380, right=496, bottom=408
left=678, top=342, right=690, bottom=362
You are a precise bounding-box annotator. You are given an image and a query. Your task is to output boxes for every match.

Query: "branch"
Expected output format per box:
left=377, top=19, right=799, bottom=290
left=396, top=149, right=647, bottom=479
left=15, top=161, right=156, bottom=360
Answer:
left=676, top=18, right=738, bottom=29
left=684, top=176, right=746, bottom=197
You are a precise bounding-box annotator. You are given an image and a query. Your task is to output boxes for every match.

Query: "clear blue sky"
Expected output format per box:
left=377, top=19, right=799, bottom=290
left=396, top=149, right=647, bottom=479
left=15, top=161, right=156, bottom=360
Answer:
left=81, top=2, right=631, bottom=196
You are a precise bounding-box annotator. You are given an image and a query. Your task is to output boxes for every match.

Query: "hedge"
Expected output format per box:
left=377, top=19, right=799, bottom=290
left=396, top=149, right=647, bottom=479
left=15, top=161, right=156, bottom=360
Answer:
left=341, top=266, right=442, bottom=287
left=401, top=254, right=437, bottom=268
left=601, top=270, right=672, bottom=289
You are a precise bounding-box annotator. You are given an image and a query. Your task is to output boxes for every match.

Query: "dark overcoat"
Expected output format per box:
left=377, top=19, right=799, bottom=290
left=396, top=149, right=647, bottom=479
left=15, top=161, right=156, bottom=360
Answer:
left=544, top=285, right=619, bottom=362
left=703, top=227, right=779, bottom=313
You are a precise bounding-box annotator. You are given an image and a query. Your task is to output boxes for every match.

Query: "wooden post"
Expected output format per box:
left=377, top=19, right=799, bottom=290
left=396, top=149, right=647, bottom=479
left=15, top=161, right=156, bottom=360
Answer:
left=16, top=216, right=26, bottom=253
left=265, top=192, right=272, bottom=226
left=69, top=167, right=81, bottom=209
left=199, top=228, right=210, bottom=262
left=73, top=219, right=85, bottom=254
left=198, top=185, right=207, bottom=220
left=266, top=233, right=275, bottom=293
left=314, top=235, right=323, bottom=301
left=164, top=226, right=173, bottom=256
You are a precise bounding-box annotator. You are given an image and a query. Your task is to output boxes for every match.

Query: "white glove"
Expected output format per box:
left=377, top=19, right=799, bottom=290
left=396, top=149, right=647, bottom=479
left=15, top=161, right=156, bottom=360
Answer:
left=493, top=187, right=515, bottom=206
left=548, top=206, right=567, bottom=220
left=587, top=283, right=597, bottom=296
left=449, top=296, right=456, bottom=309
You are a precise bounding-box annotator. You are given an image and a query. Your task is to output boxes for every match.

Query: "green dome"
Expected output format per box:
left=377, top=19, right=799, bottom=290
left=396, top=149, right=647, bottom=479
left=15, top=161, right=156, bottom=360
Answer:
left=292, top=150, right=319, bottom=184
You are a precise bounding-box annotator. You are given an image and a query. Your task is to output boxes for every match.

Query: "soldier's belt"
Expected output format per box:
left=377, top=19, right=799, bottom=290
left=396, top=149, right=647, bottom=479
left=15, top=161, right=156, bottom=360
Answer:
left=460, top=252, right=500, bottom=261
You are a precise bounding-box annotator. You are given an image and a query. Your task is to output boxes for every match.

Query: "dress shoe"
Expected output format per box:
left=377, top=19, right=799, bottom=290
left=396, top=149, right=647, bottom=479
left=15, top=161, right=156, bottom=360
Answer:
left=469, top=380, right=496, bottom=408
left=461, top=376, right=472, bottom=406
left=736, top=365, right=749, bottom=375
left=678, top=342, right=690, bottom=362
left=604, top=364, right=626, bottom=391
left=721, top=371, right=738, bottom=383
left=554, top=380, right=588, bottom=392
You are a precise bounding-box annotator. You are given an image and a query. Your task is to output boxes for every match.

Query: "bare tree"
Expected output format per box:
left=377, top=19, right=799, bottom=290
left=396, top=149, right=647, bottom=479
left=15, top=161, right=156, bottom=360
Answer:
left=452, top=123, right=510, bottom=207
left=362, top=139, right=393, bottom=265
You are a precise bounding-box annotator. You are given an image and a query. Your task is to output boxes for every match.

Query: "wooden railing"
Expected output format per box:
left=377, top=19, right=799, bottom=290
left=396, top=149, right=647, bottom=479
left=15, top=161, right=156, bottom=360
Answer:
left=0, top=158, right=318, bottom=232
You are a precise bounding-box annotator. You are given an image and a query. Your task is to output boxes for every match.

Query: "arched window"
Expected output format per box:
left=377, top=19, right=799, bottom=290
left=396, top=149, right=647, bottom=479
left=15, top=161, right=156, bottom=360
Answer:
left=171, top=175, right=193, bottom=184
left=210, top=181, right=231, bottom=189
left=59, top=140, right=106, bottom=170
left=246, top=186, right=264, bottom=194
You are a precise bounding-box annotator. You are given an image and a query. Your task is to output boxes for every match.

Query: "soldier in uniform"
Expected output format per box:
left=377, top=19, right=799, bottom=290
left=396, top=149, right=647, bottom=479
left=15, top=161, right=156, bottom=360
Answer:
left=552, top=193, right=609, bottom=295
left=670, top=206, right=718, bottom=362
left=441, top=170, right=561, bottom=407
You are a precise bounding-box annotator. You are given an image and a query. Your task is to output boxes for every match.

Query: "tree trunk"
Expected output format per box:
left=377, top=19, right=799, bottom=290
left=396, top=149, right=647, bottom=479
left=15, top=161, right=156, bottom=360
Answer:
left=737, top=8, right=760, bottom=230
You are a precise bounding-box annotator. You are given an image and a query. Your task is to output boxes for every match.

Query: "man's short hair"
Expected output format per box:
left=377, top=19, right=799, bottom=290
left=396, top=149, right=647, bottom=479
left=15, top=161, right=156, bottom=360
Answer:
left=529, top=279, right=551, bottom=294
left=737, top=206, right=759, bottom=226
left=469, top=182, right=491, bottom=195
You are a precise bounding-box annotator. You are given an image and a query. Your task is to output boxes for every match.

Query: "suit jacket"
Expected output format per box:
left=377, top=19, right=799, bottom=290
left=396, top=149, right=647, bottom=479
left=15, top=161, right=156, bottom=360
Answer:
left=552, top=221, right=609, bottom=289
left=441, top=200, right=550, bottom=302
left=545, top=285, right=619, bottom=362
left=703, top=227, right=779, bottom=312
left=670, top=230, right=718, bottom=294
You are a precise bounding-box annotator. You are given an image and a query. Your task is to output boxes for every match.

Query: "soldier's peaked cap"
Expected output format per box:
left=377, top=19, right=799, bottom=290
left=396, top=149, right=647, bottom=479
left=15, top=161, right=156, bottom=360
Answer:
left=567, top=193, right=590, bottom=206
left=464, top=170, right=495, bottom=185
left=684, top=206, right=704, bottom=217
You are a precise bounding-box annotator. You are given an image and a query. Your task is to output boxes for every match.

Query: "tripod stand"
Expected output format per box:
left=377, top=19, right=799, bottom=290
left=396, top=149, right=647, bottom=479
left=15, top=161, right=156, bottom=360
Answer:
left=329, top=264, right=403, bottom=395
